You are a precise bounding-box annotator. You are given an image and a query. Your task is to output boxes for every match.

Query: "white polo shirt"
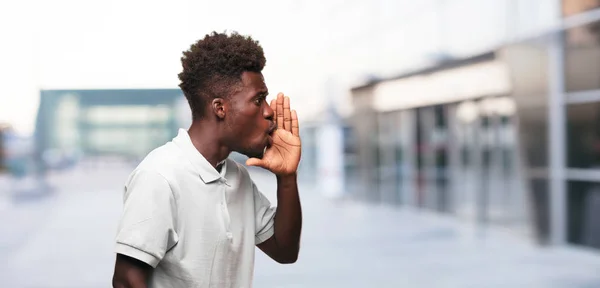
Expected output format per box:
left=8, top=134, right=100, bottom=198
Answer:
left=115, top=129, right=276, bottom=288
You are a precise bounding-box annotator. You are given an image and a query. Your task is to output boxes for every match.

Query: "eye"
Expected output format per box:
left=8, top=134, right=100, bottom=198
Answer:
left=254, top=95, right=266, bottom=106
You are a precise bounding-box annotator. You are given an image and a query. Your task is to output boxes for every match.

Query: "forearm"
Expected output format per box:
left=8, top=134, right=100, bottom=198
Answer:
left=112, top=254, right=150, bottom=288
left=112, top=269, right=148, bottom=288
left=273, top=173, right=302, bottom=259
left=113, top=280, right=146, bottom=288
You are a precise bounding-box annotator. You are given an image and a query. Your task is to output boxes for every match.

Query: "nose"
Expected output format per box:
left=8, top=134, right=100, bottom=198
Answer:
left=264, top=102, right=274, bottom=120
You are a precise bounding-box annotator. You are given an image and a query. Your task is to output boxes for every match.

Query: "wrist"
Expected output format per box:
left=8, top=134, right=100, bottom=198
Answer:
left=276, top=172, right=297, bottom=183
left=276, top=171, right=297, bottom=178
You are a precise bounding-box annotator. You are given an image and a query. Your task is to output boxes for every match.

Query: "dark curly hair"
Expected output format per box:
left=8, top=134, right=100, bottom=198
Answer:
left=178, top=31, right=267, bottom=120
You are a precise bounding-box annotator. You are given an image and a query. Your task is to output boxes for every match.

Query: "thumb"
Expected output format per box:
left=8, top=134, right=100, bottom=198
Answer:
left=246, top=157, right=266, bottom=167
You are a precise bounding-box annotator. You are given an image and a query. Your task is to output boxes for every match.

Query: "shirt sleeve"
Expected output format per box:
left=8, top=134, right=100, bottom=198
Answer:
left=114, top=169, right=178, bottom=268
left=253, top=182, right=276, bottom=245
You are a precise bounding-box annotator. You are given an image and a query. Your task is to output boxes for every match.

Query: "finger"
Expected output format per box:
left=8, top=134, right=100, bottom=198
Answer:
left=284, top=96, right=292, bottom=132
left=270, top=99, right=277, bottom=118
left=291, top=110, right=299, bottom=136
left=276, top=93, right=284, bottom=129
left=246, top=157, right=266, bottom=168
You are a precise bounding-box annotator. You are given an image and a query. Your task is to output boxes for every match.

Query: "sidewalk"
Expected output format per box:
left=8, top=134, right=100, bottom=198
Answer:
left=1, top=167, right=599, bottom=287
left=250, top=170, right=600, bottom=288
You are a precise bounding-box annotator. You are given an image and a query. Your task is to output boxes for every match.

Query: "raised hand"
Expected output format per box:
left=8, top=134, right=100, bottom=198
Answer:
left=246, top=93, right=301, bottom=176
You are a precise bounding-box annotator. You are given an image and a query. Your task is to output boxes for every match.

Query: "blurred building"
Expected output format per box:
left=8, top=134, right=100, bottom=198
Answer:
left=298, top=122, right=319, bottom=183
left=299, top=0, right=600, bottom=252
left=34, top=89, right=189, bottom=169
left=33, top=88, right=323, bottom=175
left=350, top=52, right=527, bottom=234
left=0, top=124, right=35, bottom=177
left=0, top=123, right=10, bottom=172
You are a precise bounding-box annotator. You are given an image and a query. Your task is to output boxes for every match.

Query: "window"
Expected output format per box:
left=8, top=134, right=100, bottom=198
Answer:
left=564, top=20, right=600, bottom=92
left=567, top=180, right=600, bottom=249
left=530, top=178, right=550, bottom=244
left=518, top=106, right=548, bottom=168
left=566, top=102, right=600, bottom=168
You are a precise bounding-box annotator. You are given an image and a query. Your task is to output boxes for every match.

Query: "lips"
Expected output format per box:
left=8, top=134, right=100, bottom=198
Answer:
left=267, top=124, right=276, bottom=135
left=265, top=124, right=276, bottom=148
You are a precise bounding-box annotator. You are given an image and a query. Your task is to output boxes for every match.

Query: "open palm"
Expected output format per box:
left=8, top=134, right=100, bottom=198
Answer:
left=246, top=93, right=301, bottom=176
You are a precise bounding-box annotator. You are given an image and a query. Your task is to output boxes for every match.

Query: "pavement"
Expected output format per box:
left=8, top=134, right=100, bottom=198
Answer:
left=0, top=165, right=599, bottom=287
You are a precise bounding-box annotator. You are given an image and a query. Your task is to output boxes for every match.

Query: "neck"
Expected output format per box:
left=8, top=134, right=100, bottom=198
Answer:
left=187, top=120, right=230, bottom=168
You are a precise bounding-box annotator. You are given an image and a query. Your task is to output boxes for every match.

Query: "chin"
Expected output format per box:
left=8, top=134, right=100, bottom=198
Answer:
left=254, top=146, right=267, bottom=159
left=240, top=145, right=266, bottom=160
left=237, top=135, right=269, bottom=159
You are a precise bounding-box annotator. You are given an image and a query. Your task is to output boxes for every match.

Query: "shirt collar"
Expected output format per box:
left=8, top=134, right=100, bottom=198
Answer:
left=172, top=128, right=227, bottom=184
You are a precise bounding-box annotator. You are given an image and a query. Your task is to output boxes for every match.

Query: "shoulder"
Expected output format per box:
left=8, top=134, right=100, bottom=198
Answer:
left=225, top=158, right=254, bottom=181
left=125, top=143, right=184, bottom=188
left=224, top=158, right=260, bottom=191
left=138, top=142, right=182, bottom=170
left=225, top=158, right=248, bottom=175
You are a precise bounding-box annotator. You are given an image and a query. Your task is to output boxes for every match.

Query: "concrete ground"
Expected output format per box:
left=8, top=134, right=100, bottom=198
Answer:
left=0, top=165, right=599, bottom=288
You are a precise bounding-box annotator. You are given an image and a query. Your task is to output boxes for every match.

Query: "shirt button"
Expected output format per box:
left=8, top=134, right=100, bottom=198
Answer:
left=226, top=232, right=233, bottom=239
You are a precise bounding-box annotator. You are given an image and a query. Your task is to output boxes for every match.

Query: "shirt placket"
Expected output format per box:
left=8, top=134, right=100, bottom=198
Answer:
left=219, top=178, right=233, bottom=240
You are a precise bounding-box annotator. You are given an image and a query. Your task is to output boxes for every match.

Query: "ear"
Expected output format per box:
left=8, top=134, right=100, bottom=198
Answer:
left=211, top=98, right=226, bottom=119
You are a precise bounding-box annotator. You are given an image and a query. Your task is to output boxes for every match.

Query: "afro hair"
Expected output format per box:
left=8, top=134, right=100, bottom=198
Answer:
left=178, top=31, right=267, bottom=120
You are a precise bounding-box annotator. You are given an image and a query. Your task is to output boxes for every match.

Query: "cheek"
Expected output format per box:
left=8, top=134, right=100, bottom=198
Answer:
left=230, top=112, right=263, bottom=139
left=247, top=119, right=267, bottom=142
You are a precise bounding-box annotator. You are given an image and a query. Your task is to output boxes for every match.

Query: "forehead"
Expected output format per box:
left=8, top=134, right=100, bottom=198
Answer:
left=240, top=71, right=267, bottom=93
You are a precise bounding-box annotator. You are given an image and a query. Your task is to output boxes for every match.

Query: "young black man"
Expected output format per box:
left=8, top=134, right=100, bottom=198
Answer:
left=112, top=31, right=302, bottom=288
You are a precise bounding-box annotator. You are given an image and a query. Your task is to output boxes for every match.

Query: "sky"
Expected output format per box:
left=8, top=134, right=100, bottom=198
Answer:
left=0, top=0, right=559, bottom=136
left=0, top=0, right=321, bottom=135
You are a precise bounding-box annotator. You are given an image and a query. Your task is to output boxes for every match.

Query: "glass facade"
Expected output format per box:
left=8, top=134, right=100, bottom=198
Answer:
left=297, top=0, right=600, bottom=252
left=81, top=105, right=173, bottom=157
left=346, top=9, right=600, bottom=249
left=342, top=126, right=360, bottom=197
left=566, top=102, right=600, bottom=168
left=349, top=49, right=536, bottom=239
left=377, top=112, right=401, bottom=205
left=565, top=21, right=600, bottom=93
left=563, top=9, right=600, bottom=249
left=453, top=101, right=480, bottom=220
left=307, top=10, right=600, bottom=250
left=35, top=89, right=184, bottom=167
left=298, top=125, right=318, bottom=183
left=351, top=94, right=525, bottom=226
left=567, top=180, right=600, bottom=249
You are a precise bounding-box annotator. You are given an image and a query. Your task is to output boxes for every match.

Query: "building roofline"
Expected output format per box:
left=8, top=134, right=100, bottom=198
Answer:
left=350, top=51, right=496, bottom=91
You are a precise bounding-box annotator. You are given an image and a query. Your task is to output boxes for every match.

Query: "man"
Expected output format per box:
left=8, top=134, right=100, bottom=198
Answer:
left=112, top=31, right=302, bottom=288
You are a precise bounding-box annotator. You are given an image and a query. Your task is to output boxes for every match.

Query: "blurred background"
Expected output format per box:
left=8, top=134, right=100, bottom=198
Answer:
left=2, top=0, right=600, bottom=287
